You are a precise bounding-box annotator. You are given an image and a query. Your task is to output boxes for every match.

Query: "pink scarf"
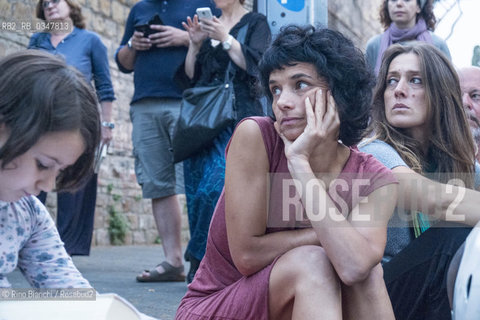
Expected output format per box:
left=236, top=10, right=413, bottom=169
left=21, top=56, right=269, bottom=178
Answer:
left=375, top=18, right=433, bottom=75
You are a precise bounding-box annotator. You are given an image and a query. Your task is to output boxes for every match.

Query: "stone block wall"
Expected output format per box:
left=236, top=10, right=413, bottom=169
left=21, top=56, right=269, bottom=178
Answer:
left=0, top=0, right=381, bottom=246
left=328, top=0, right=383, bottom=50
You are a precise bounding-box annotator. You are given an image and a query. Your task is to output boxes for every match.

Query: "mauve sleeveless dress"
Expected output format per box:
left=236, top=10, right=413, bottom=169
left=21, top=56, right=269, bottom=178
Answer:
left=175, top=117, right=397, bottom=320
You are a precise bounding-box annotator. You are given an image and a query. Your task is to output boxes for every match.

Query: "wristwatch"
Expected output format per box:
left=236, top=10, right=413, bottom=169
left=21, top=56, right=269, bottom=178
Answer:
left=222, top=35, right=233, bottom=51
left=127, top=38, right=133, bottom=50
left=101, top=121, right=115, bottom=129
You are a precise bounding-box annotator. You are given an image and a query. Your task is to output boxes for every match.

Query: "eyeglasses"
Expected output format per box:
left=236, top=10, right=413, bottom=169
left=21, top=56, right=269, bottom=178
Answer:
left=42, top=0, right=60, bottom=9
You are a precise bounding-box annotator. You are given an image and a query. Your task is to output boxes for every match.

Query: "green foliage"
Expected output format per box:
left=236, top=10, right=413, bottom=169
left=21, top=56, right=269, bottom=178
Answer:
left=108, top=205, right=129, bottom=245
left=105, top=183, right=129, bottom=245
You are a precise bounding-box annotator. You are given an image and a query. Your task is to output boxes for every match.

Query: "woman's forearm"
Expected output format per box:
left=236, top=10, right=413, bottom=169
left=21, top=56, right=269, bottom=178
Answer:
left=287, top=157, right=395, bottom=285
left=226, top=37, right=246, bottom=71
left=392, top=166, right=480, bottom=226
left=184, top=41, right=201, bottom=79
left=230, top=227, right=320, bottom=276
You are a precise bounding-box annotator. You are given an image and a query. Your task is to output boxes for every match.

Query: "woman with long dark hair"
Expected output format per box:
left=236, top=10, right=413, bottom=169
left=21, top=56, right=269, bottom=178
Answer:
left=361, top=42, right=479, bottom=319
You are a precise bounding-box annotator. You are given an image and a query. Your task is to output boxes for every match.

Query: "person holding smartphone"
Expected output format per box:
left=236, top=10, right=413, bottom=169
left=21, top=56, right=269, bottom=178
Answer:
left=174, top=0, right=271, bottom=284
left=115, top=1, right=219, bottom=283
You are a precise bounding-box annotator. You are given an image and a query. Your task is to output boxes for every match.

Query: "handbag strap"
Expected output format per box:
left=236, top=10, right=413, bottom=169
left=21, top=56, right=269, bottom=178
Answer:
left=225, top=22, right=249, bottom=82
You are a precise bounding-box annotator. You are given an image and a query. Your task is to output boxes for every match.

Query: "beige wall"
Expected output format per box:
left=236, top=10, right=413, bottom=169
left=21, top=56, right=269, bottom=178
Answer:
left=0, top=0, right=382, bottom=246
left=329, top=0, right=383, bottom=50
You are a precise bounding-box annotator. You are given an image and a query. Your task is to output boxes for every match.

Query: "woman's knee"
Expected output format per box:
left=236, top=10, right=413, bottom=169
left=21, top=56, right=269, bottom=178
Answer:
left=275, top=245, right=338, bottom=285
left=269, top=246, right=342, bottom=319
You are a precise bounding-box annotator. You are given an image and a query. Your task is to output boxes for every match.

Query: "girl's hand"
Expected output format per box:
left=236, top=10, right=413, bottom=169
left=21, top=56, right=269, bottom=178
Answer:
left=182, top=15, right=208, bottom=47
left=198, top=17, right=229, bottom=43
left=276, top=89, right=340, bottom=162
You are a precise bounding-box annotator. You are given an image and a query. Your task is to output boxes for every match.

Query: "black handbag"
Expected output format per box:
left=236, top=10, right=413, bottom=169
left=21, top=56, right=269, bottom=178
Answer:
left=172, top=24, right=248, bottom=163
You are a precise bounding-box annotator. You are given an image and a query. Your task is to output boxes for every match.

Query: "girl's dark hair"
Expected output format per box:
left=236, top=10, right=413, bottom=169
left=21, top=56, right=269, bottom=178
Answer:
left=0, top=50, right=100, bottom=191
left=36, top=0, right=86, bottom=29
left=380, top=0, right=436, bottom=31
left=369, top=42, right=475, bottom=188
left=259, top=25, right=375, bottom=146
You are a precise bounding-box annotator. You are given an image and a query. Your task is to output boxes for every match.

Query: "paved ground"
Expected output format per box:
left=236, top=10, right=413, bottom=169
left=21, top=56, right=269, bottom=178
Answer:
left=9, top=245, right=189, bottom=320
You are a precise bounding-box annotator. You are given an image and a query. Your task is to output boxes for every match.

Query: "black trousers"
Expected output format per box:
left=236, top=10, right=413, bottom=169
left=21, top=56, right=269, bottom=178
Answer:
left=383, top=222, right=471, bottom=320
left=37, top=174, right=97, bottom=255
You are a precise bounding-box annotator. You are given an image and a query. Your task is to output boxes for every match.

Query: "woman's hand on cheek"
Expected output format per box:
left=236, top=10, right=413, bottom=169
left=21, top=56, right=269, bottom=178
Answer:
left=276, top=89, right=340, bottom=162
left=319, top=90, right=340, bottom=143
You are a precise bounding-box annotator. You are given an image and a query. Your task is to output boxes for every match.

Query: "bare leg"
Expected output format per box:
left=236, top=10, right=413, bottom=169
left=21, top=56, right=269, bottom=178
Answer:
left=269, top=245, right=342, bottom=320
left=140, top=195, right=184, bottom=276
left=342, top=263, right=395, bottom=320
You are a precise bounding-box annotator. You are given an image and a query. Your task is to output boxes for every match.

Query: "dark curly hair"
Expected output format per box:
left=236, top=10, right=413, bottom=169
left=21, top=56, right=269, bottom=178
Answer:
left=0, top=50, right=100, bottom=191
left=36, top=0, right=86, bottom=29
left=259, top=25, right=375, bottom=146
left=379, top=0, right=436, bottom=30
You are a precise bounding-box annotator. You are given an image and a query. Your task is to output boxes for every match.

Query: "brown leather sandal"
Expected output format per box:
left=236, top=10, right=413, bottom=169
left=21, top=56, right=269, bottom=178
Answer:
left=136, top=261, right=185, bottom=282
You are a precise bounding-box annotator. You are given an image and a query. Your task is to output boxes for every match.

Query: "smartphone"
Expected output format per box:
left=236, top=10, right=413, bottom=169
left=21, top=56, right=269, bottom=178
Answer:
left=149, top=14, right=164, bottom=26
left=134, top=14, right=164, bottom=37
left=134, top=23, right=151, bottom=36
left=196, top=7, right=213, bottom=20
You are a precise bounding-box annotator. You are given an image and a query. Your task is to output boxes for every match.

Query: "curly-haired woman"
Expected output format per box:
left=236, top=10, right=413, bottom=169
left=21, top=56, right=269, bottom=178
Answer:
left=175, top=25, right=398, bottom=320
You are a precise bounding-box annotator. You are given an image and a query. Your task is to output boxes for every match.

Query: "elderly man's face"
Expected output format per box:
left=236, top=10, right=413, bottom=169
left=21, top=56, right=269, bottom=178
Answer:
left=459, top=67, right=480, bottom=149
left=459, top=67, right=480, bottom=125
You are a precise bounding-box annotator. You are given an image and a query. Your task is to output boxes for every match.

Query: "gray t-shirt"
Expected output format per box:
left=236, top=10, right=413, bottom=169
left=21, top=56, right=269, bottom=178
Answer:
left=359, top=140, right=413, bottom=262
left=359, top=139, right=480, bottom=263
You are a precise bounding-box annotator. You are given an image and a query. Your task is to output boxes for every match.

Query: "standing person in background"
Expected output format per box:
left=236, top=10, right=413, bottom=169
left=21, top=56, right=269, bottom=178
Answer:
left=458, top=66, right=480, bottom=162
left=115, top=0, right=218, bottom=282
left=365, top=0, right=450, bottom=75
left=29, top=0, right=115, bottom=256
left=175, top=0, right=271, bottom=283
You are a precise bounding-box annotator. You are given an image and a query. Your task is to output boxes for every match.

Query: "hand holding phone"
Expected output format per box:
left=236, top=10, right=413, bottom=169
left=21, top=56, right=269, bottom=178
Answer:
left=134, top=24, right=150, bottom=36
left=196, top=7, right=213, bottom=20
left=134, top=14, right=164, bottom=37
